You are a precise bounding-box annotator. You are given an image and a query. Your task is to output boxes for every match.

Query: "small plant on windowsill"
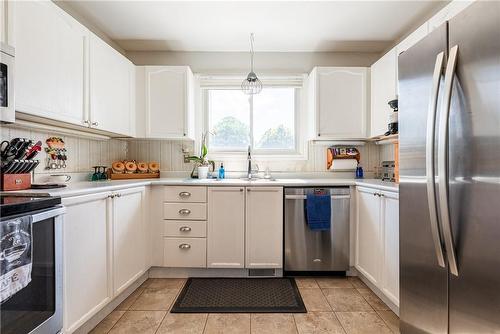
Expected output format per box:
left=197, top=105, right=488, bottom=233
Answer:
left=186, top=132, right=215, bottom=179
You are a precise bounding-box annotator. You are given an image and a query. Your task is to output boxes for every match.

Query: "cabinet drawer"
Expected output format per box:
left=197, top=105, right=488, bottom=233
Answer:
left=164, top=238, right=206, bottom=268
left=163, top=203, right=207, bottom=220
left=164, top=186, right=207, bottom=203
left=164, top=221, right=206, bottom=238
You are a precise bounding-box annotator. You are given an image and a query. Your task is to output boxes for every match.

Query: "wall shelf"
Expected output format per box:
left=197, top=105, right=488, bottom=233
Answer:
left=369, top=134, right=399, bottom=145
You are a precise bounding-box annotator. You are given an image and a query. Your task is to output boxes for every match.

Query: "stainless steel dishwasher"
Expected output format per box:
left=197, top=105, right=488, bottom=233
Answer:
left=284, top=187, right=350, bottom=273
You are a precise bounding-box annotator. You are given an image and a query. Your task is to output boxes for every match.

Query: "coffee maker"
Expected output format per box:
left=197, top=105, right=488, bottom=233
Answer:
left=385, top=99, right=398, bottom=136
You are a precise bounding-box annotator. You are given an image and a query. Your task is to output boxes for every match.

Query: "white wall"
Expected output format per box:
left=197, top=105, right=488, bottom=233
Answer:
left=127, top=51, right=380, bottom=73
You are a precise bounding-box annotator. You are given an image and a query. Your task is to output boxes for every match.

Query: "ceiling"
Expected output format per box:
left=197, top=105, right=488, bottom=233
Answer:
left=64, top=1, right=447, bottom=53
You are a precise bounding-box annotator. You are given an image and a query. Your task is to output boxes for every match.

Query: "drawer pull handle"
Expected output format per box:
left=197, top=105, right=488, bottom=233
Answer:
left=179, top=192, right=191, bottom=198
left=179, top=209, right=191, bottom=215
left=179, top=243, right=191, bottom=250
left=179, top=226, right=192, bottom=232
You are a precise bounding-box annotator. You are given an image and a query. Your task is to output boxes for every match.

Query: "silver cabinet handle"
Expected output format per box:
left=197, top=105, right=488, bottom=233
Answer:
left=438, top=44, right=459, bottom=276
left=426, top=51, right=446, bottom=268
left=247, top=188, right=251, bottom=192
left=240, top=188, right=244, bottom=192
left=108, top=194, right=115, bottom=198
left=115, top=193, right=121, bottom=198
left=179, top=191, right=191, bottom=198
left=179, top=226, right=192, bottom=232
left=178, top=209, right=191, bottom=215
left=83, top=120, right=90, bottom=126
left=91, top=121, right=99, bottom=126
left=178, top=243, right=191, bottom=250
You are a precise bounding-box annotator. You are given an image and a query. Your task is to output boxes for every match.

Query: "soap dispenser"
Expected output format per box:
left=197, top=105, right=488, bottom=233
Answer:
left=218, top=163, right=225, bottom=179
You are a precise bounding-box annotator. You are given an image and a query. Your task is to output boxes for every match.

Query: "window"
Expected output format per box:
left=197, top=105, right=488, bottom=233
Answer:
left=206, top=87, right=298, bottom=154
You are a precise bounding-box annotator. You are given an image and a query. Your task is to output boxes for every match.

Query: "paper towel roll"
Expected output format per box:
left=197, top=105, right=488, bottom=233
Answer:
left=329, top=159, right=358, bottom=171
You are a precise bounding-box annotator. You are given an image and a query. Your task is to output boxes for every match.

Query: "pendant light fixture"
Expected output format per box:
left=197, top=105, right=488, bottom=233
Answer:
left=241, top=33, right=262, bottom=95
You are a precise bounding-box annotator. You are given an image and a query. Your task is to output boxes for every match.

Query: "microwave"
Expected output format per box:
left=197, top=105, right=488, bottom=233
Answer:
left=0, top=42, right=15, bottom=123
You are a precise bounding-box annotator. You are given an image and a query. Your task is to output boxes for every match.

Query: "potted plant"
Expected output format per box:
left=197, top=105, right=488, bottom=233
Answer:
left=186, top=132, right=215, bottom=178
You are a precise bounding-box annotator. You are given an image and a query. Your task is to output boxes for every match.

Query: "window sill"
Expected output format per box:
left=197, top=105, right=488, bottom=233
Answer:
left=207, top=152, right=308, bottom=162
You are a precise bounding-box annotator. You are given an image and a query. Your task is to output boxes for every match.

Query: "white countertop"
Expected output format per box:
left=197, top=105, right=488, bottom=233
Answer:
left=15, top=178, right=398, bottom=198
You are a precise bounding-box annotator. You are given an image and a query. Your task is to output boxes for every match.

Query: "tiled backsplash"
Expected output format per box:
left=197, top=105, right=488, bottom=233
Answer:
left=127, top=139, right=381, bottom=174
left=1, top=125, right=128, bottom=176
left=2, top=124, right=386, bottom=177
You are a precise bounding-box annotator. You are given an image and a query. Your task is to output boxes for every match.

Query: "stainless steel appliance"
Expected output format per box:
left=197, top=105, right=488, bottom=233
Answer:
left=0, top=42, right=15, bottom=123
left=284, top=187, right=350, bottom=273
left=0, top=194, right=64, bottom=334
left=399, top=2, right=500, bottom=333
left=381, top=161, right=396, bottom=182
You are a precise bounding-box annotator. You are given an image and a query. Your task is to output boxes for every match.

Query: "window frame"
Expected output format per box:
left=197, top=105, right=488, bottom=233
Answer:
left=203, top=86, right=301, bottom=156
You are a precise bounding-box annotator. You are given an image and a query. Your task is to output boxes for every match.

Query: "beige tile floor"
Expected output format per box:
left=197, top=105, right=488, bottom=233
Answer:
left=90, top=277, right=399, bottom=334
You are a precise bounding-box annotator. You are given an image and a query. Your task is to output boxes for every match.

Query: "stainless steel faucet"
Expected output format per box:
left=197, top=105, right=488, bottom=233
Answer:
left=247, top=146, right=253, bottom=179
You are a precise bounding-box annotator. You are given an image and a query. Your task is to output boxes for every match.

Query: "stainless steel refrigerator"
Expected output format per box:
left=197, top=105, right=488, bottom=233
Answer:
left=399, top=1, right=500, bottom=333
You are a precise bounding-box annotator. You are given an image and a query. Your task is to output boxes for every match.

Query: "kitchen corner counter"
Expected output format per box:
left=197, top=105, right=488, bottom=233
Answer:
left=14, top=178, right=398, bottom=198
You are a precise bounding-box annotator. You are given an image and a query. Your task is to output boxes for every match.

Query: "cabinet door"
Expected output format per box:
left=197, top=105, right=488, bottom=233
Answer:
left=145, top=66, right=194, bottom=139
left=1, top=0, right=13, bottom=45
left=381, top=191, right=399, bottom=306
left=316, top=67, right=368, bottom=139
left=355, top=187, right=382, bottom=285
left=15, top=0, right=87, bottom=126
left=90, top=33, right=132, bottom=136
left=62, top=192, right=111, bottom=333
left=113, top=187, right=146, bottom=295
left=90, top=34, right=135, bottom=135
left=370, top=49, right=397, bottom=137
left=246, top=187, right=283, bottom=268
left=207, top=187, right=245, bottom=268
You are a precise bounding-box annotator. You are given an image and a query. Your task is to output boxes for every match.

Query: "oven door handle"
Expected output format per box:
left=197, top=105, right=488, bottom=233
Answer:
left=31, top=206, right=66, bottom=223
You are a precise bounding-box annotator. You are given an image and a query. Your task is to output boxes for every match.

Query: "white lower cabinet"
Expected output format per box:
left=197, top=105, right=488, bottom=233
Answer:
left=62, top=192, right=111, bottom=334
left=355, top=186, right=399, bottom=307
left=245, top=187, right=283, bottom=268
left=112, top=187, right=147, bottom=295
left=381, top=192, right=399, bottom=306
left=206, top=186, right=283, bottom=269
left=355, top=187, right=382, bottom=285
left=164, top=238, right=207, bottom=268
left=207, top=187, right=246, bottom=268
left=62, top=187, right=146, bottom=333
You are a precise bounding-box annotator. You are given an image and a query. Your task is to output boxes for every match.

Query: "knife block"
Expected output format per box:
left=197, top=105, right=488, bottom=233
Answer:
left=1, top=173, right=32, bottom=191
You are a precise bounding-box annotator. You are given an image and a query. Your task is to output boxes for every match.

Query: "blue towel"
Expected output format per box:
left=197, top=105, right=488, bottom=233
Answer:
left=305, top=194, right=331, bottom=231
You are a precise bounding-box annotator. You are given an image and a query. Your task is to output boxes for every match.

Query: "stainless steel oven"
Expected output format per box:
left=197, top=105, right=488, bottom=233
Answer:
left=1, top=195, right=64, bottom=334
left=284, top=187, right=350, bottom=273
left=0, top=42, right=15, bottom=123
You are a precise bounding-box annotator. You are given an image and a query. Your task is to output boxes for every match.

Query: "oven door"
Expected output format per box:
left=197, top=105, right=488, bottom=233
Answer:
left=0, top=206, right=64, bottom=334
left=0, top=42, right=15, bottom=123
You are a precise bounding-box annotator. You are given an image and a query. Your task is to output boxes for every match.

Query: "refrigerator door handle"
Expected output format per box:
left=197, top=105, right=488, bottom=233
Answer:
left=426, top=51, right=446, bottom=268
left=438, top=45, right=459, bottom=276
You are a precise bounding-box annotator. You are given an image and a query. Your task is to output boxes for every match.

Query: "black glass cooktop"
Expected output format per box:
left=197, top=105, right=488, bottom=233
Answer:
left=0, top=194, right=61, bottom=218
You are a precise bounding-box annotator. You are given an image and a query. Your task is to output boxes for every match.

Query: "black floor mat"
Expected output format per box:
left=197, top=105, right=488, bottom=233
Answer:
left=171, top=277, right=306, bottom=313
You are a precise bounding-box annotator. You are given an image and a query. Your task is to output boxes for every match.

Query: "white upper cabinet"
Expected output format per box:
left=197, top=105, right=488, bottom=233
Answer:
left=308, top=67, right=369, bottom=139
left=89, top=33, right=133, bottom=136
left=396, top=23, right=429, bottom=56
left=14, top=0, right=88, bottom=126
left=245, top=187, right=283, bottom=269
left=1, top=0, right=14, bottom=46
left=428, top=0, right=474, bottom=32
left=370, top=48, right=397, bottom=137
left=142, top=66, right=195, bottom=139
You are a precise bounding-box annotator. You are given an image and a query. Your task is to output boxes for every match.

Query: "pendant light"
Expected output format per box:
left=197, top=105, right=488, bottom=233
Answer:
left=241, top=33, right=262, bottom=95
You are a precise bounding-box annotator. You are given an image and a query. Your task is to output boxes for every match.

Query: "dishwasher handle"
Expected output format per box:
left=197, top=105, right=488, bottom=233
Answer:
left=285, top=195, right=350, bottom=200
